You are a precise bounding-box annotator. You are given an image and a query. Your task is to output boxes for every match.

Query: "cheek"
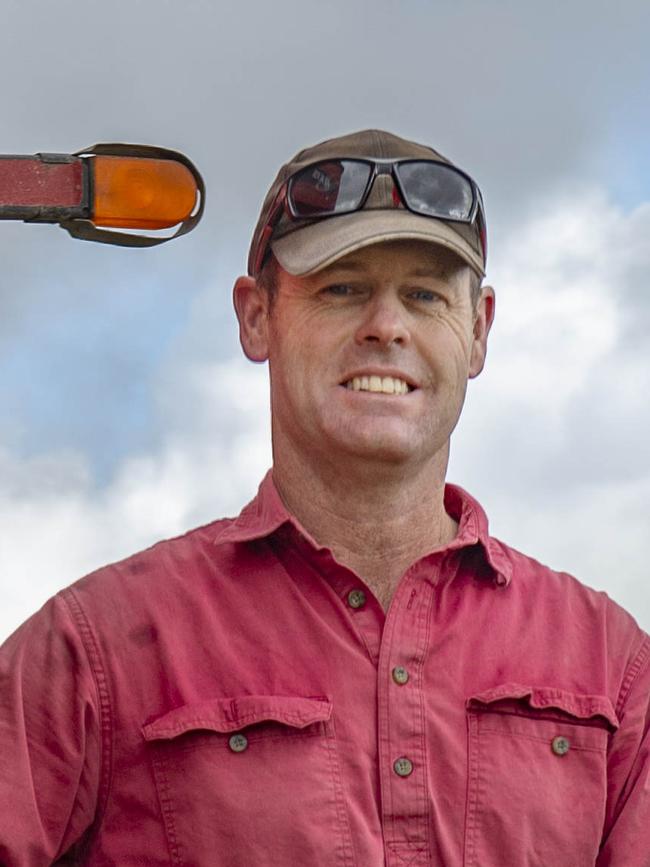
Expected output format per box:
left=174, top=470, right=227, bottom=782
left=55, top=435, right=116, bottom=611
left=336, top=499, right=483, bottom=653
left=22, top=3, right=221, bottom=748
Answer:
left=269, top=344, right=314, bottom=404
left=421, top=320, right=473, bottom=374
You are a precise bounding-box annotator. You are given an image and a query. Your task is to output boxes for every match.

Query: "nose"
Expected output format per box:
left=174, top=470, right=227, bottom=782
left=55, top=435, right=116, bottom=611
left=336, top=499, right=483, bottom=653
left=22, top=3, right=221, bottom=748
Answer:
left=353, top=295, right=411, bottom=348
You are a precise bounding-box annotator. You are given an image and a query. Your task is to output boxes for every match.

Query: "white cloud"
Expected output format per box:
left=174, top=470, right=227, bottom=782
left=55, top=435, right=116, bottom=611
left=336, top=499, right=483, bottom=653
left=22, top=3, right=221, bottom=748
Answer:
left=0, top=358, right=272, bottom=641
left=2, top=189, right=650, bottom=642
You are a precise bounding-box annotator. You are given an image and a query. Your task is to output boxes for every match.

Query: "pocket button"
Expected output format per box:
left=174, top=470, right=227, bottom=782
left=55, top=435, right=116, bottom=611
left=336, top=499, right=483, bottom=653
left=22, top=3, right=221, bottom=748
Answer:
left=229, top=733, right=249, bottom=753
left=551, top=735, right=570, bottom=756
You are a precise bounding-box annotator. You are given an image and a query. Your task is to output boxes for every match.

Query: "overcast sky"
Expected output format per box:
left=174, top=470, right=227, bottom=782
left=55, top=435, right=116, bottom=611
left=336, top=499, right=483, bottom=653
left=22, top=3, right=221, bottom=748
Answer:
left=1, top=0, right=649, bottom=641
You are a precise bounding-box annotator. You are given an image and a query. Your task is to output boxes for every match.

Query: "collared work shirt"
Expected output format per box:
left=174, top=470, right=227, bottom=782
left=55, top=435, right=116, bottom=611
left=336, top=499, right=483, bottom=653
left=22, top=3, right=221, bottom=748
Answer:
left=1, top=473, right=649, bottom=866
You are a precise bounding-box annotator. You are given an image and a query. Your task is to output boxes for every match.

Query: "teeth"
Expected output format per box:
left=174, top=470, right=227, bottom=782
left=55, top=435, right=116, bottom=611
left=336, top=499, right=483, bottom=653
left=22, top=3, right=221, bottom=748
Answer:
left=346, top=375, right=411, bottom=395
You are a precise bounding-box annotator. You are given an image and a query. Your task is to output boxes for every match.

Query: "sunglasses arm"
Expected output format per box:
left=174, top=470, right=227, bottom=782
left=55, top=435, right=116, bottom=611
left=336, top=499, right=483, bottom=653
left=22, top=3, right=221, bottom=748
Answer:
left=252, top=187, right=288, bottom=277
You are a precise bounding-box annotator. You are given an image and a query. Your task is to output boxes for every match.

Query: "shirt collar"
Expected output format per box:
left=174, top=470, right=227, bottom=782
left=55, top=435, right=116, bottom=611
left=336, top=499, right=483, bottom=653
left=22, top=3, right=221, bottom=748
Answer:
left=442, top=484, right=512, bottom=586
left=213, top=469, right=511, bottom=586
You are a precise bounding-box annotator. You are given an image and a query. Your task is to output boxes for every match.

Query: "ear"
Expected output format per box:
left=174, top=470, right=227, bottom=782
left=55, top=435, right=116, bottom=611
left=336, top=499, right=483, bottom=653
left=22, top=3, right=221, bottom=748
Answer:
left=469, top=285, right=495, bottom=379
left=232, top=276, right=270, bottom=362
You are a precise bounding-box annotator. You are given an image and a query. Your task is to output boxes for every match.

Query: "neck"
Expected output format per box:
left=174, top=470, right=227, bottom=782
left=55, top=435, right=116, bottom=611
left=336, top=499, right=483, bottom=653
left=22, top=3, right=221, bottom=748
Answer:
left=271, top=446, right=458, bottom=609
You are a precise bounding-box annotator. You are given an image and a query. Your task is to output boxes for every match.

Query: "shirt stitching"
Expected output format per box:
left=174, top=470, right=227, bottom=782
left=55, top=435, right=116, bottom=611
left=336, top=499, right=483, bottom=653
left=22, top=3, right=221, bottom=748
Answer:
left=324, top=725, right=356, bottom=866
left=385, top=843, right=428, bottom=864
left=151, top=748, right=184, bottom=865
left=60, top=587, right=114, bottom=839
left=148, top=711, right=328, bottom=737
left=467, top=710, right=489, bottom=867
left=415, top=582, right=434, bottom=856
left=477, top=727, right=607, bottom=752
left=464, top=712, right=480, bottom=867
left=151, top=725, right=326, bottom=743
left=615, top=634, right=650, bottom=718
left=378, top=577, right=405, bottom=844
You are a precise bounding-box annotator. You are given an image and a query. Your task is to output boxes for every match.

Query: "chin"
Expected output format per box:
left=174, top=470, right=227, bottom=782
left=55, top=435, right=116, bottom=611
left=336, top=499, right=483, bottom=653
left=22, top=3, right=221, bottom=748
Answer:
left=331, top=431, right=420, bottom=465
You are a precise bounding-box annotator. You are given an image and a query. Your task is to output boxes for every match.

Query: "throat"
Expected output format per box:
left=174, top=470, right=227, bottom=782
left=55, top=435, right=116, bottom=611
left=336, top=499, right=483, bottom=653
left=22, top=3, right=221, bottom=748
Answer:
left=327, top=511, right=459, bottom=609
left=271, top=449, right=457, bottom=603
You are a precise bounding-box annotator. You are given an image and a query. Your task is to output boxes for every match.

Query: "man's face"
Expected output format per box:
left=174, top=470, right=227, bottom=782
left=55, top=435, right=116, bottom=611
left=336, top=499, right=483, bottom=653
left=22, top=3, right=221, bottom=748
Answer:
left=235, top=239, right=494, bottom=472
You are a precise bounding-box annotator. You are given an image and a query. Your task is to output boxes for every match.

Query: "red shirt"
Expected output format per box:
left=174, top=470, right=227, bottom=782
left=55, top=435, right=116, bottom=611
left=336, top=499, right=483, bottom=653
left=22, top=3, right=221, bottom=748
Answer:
left=1, top=472, right=649, bottom=866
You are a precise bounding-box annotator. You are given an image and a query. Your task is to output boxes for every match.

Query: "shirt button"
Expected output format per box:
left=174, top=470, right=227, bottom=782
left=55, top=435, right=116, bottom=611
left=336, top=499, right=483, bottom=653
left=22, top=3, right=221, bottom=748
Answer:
left=551, top=735, right=570, bottom=756
left=393, top=757, right=414, bottom=777
left=347, top=589, right=367, bottom=609
left=228, top=733, right=249, bottom=753
left=392, top=666, right=409, bottom=685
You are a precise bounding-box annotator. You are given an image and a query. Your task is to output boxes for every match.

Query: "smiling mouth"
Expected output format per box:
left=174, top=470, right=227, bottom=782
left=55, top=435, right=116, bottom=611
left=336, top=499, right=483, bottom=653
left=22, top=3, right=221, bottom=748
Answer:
left=341, top=375, right=415, bottom=395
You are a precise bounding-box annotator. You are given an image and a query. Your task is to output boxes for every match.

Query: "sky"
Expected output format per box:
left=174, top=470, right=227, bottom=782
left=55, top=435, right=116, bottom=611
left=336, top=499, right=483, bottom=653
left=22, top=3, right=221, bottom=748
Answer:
left=1, top=0, right=649, bottom=641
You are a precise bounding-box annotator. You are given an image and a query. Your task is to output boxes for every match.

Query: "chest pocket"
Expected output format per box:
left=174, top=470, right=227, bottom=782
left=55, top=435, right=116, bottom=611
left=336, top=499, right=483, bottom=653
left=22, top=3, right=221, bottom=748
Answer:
left=142, top=695, right=354, bottom=867
left=464, top=683, right=618, bottom=867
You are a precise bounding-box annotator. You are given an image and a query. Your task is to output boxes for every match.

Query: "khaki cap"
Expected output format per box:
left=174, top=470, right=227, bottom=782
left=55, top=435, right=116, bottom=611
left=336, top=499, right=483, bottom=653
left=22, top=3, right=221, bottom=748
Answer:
left=247, top=129, right=486, bottom=279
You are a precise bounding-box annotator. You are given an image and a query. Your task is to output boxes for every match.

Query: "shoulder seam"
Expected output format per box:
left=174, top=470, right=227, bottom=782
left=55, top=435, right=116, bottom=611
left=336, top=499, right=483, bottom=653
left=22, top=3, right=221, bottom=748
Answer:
left=616, top=634, right=650, bottom=718
left=60, top=588, right=114, bottom=835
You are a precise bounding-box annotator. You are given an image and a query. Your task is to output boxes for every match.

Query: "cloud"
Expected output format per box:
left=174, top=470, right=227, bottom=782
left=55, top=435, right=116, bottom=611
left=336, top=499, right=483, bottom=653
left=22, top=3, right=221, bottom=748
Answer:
left=0, top=357, right=272, bottom=641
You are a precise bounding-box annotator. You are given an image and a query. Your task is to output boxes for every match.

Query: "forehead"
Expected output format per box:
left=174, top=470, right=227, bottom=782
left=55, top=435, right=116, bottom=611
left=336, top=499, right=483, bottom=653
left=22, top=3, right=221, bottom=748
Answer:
left=306, top=239, right=468, bottom=280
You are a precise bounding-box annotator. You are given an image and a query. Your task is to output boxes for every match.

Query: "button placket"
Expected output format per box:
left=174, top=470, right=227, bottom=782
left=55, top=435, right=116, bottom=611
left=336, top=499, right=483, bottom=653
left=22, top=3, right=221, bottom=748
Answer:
left=377, top=577, right=435, bottom=857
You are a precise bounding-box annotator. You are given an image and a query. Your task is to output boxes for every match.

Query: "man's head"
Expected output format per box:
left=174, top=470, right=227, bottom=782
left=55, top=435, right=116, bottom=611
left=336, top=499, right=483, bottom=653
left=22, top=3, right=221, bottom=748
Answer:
left=233, top=130, right=495, bottom=479
left=247, top=129, right=487, bottom=287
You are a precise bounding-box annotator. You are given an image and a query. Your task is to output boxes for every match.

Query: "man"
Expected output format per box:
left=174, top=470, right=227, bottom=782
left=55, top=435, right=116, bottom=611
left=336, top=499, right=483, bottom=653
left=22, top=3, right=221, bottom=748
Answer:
left=0, top=129, right=648, bottom=866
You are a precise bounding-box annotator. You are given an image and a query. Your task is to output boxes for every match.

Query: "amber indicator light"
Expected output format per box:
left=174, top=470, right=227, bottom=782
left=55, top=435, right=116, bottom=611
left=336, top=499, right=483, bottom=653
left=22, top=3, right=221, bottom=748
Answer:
left=91, top=156, right=198, bottom=230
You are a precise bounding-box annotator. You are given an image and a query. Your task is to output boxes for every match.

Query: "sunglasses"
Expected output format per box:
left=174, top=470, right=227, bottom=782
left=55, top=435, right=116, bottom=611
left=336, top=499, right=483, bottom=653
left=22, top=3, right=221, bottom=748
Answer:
left=252, top=157, right=487, bottom=276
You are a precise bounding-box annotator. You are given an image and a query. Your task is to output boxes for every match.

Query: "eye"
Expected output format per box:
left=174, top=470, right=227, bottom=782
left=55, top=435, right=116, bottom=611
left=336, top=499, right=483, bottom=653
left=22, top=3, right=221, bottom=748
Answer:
left=322, top=283, right=355, bottom=296
left=408, top=289, right=442, bottom=303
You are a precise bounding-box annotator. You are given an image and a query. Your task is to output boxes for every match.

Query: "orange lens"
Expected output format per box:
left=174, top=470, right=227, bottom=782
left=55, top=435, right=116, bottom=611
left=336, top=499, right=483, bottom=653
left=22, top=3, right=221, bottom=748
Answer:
left=91, top=156, right=198, bottom=229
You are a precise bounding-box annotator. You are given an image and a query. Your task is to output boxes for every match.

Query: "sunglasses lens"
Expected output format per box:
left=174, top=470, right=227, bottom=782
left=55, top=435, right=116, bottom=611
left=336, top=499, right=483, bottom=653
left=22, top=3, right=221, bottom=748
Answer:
left=289, top=160, right=372, bottom=217
left=397, top=162, right=474, bottom=220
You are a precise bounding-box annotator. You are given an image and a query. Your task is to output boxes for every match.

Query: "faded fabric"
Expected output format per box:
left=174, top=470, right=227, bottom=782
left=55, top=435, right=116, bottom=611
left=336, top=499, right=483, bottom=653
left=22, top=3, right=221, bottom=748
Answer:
left=1, top=472, right=648, bottom=866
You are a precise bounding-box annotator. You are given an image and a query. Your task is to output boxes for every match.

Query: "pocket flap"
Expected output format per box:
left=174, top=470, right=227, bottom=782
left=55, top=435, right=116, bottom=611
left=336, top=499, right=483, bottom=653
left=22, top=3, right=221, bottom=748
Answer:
left=466, top=682, right=619, bottom=730
left=142, top=695, right=333, bottom=741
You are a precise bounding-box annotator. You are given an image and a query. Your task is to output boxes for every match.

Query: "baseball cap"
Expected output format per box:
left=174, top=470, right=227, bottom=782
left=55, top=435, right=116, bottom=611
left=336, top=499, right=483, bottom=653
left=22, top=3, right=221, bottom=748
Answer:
left=247, top=129, right=486, bottom=279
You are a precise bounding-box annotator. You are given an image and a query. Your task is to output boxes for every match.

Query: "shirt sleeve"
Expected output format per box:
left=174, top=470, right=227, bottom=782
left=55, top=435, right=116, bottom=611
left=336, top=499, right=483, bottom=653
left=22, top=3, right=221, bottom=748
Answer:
left=597, top=635, right=650, bottom=866
left=0, top=593, right=103, bottom=865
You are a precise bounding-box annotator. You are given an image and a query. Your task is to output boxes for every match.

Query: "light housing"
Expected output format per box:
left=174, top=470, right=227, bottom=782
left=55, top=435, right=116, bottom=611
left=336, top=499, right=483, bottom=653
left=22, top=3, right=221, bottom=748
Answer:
left=0, top=143, right=204, bottom=246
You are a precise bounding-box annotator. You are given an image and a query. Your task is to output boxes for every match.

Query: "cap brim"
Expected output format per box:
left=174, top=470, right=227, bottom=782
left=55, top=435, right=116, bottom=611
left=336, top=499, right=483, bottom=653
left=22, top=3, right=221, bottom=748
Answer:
left=271, top=210, right=485, bottom=278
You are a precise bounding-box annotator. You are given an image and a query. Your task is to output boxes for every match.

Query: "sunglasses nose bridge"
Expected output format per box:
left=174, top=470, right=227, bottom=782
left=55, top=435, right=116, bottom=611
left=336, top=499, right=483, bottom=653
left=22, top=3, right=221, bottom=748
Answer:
left=364, top=173, right=398, bottom=209
left=363, top=161, right=401, bottom=210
